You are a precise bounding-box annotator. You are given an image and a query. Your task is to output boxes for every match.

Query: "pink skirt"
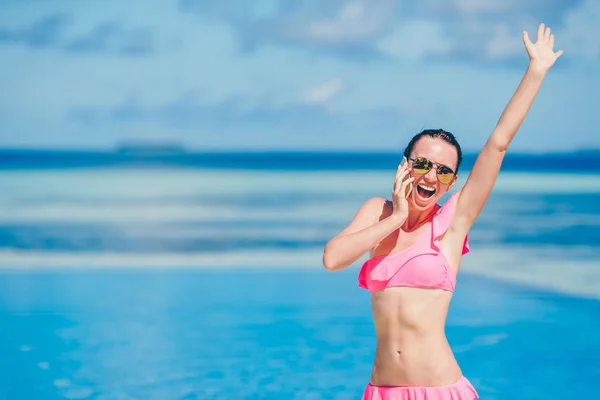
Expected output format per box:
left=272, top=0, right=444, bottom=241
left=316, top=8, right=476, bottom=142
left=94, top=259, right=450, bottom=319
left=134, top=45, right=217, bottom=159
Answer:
left=362, top=376, right=478, bottom=400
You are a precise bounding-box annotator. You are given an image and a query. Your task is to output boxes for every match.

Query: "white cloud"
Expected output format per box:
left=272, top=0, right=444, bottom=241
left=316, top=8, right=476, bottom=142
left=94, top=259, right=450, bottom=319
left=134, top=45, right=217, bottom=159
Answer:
left=419, top=0, right=540, bottom=15
left=301, top=79, right=344, bottom=104
left=283, top=0, right=395, bottom=43
left=485, top=24, right=523, bottom=60
left=0, top=0, right=599, bottom=151
left=453, top=0, right=520, bottom=14
left=377, top=20, right=453, bottom=60
left=339, top=2, right=364, bottom=20
left=558, top=0, right=600, bottom=56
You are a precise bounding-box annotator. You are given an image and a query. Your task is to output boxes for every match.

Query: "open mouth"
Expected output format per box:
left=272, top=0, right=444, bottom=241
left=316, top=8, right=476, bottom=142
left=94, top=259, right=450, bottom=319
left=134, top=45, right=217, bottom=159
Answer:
left=416, top=184, right=436, bottom=199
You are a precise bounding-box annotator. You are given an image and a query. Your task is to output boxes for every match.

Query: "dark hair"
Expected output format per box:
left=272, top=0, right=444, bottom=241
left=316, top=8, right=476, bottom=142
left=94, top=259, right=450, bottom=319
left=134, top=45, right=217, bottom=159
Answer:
left=403, top=129, right=463, bottom=174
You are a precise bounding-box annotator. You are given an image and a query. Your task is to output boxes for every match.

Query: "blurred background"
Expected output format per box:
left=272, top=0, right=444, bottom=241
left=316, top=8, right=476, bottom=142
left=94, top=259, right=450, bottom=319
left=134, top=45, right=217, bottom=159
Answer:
left=1, top=1, right=599, bottom=399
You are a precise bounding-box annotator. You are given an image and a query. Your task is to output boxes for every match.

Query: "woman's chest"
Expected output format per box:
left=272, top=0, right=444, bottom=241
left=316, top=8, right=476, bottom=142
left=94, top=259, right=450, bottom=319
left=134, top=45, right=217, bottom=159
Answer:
left=372, top=224, right=430, bottom=257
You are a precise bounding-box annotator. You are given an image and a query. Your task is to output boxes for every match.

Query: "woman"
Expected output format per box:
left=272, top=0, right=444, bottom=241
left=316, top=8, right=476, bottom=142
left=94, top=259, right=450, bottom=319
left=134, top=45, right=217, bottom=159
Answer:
left=322, top=23, right=563, bottom=399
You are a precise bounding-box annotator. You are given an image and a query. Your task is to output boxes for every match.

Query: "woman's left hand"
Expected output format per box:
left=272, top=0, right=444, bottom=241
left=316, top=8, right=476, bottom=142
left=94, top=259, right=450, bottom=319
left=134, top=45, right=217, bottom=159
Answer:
left=523, top=23, right=563, bottom=73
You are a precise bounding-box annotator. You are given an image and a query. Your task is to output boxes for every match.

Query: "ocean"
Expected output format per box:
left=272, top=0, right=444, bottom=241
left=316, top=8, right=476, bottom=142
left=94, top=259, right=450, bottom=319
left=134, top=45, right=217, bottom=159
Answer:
left=0, top=150, right=599, bottom=399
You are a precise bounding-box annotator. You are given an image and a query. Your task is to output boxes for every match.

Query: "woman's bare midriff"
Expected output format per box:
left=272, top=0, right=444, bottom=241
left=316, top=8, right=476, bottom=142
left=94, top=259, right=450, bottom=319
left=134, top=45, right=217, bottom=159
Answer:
left=369, top=286, right=463, bottom=387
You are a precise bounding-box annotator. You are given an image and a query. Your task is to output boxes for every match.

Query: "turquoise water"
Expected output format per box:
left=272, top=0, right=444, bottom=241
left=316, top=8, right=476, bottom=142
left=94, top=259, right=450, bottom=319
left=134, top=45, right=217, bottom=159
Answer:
left=1, top=157, right=600, bottom=399
left=1, top=271, right=599, bottom=399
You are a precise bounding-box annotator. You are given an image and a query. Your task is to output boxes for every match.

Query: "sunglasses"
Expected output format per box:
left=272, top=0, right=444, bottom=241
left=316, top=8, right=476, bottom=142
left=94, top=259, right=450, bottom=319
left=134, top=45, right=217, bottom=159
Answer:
left=408, top=157, right=456, bottom=185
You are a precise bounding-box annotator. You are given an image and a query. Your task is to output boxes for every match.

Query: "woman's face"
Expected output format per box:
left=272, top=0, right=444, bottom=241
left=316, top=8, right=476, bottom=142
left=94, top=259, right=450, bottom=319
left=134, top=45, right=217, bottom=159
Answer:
left=408, top=136, right=459, bottom=211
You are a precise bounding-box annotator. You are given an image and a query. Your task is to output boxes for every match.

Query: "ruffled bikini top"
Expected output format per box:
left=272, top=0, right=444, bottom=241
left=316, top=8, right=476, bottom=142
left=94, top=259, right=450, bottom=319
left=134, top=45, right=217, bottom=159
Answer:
left=358, top=193, right=469, bottom=293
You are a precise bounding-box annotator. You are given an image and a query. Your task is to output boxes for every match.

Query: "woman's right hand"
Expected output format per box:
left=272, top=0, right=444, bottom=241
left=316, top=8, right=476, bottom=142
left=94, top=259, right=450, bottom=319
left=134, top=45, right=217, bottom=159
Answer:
left=391, top=157, right=414, bottom=219
left=322, top=157, right=414, bottom=271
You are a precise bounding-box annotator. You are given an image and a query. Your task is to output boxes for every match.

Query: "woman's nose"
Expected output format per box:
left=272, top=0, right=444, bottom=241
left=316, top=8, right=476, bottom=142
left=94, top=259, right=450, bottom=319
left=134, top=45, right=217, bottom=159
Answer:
left=424, top=167, right=437, bottom=182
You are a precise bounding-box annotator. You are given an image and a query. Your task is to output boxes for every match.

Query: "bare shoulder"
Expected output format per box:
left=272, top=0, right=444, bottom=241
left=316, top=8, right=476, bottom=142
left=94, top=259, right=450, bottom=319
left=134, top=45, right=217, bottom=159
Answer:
left=359, top=196, right=391, bottom=223
left=337, top=196, right=390, bottom=237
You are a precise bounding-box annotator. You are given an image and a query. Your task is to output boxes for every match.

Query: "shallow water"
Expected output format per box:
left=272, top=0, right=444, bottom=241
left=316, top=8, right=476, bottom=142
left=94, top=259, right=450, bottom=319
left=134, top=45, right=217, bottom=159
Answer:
left=1, top=270, right=599, bottom=399
left=1, top=164, right=599, bottom=399
left=1, top=168, right=599, bottom=294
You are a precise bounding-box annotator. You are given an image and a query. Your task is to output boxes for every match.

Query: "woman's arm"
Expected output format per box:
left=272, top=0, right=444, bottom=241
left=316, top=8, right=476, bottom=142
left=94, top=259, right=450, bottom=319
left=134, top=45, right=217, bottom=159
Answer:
left=450, top=23, right=563, bottom=237
left=322, top=197, right=404, bottom=271
left=323, top=159, right=415, bottom=271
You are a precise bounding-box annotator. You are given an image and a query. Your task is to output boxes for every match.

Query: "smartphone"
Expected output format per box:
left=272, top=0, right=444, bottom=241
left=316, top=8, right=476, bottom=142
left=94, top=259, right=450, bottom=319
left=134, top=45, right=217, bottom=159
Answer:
left=400, top=157, right=413, bottom=195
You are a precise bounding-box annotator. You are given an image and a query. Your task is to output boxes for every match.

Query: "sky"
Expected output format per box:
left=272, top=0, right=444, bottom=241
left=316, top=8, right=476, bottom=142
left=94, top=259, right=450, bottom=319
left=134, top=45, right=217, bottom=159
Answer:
left=0, top=0, right=599, bottom=152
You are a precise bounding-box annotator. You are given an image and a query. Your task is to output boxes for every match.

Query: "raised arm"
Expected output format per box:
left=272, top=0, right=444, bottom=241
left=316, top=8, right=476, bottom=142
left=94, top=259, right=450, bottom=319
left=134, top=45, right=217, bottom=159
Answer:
left=451, top=23, right=563, bottom=235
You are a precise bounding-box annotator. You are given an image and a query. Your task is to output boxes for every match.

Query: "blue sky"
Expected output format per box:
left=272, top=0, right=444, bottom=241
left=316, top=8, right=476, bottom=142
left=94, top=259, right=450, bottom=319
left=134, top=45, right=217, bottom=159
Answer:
left=0, top=0, right=599, bottom=152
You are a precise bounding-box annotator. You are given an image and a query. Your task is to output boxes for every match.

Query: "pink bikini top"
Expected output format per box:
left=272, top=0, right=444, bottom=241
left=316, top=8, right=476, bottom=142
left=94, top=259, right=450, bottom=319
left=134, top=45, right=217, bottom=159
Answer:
left=358, top=193, right=469, bottom=293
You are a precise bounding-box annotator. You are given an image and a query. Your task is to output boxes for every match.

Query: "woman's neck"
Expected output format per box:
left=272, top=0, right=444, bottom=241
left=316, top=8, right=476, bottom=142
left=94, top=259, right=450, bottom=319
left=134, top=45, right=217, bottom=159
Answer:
left=403, top=204, right=439, bottom=231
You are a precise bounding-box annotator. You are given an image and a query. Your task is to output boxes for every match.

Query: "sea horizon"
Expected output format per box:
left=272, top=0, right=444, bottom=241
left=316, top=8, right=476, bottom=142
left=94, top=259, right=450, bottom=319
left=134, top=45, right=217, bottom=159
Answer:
left=1, top=146, right=599, bottom=172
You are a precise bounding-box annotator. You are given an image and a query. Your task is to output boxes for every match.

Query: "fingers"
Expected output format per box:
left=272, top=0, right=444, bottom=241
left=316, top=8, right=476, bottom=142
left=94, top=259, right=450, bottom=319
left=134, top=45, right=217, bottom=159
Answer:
left=394, top=157, right=406, bottom=179
left=543, top=25, right=562, bottom=57
left=402, top=176, right=415, bottom=198
left=537, top=23, right=545, bottom=42
left=544, top=26, right=551, bottom=42
left=393, top=157, right=408, bottom=190
left=392, top=168, right=414, bottom=193
left=394, top=167, right=410, bottom=192
left=392, top=174, right=414, bottom=200
left=536, top=23, right=553, bottom=44
left=393, top=163, right=402, bottom=191
left=522, top=31, right=533, bottom=50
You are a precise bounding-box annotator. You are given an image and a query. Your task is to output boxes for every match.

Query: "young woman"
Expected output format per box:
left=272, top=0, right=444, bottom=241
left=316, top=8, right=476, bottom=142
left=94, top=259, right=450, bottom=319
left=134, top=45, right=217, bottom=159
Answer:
left=322, top=23, right=563, bottom=399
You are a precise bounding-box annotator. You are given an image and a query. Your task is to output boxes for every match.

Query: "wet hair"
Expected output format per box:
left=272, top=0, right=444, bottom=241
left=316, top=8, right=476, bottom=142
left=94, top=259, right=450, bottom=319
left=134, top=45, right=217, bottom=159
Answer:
left=403, top=129, right=463, bottom=174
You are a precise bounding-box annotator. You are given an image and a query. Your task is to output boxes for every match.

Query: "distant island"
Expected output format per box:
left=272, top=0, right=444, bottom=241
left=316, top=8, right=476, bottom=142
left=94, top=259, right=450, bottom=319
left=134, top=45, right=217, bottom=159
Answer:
left=115, top=141, right=188, bottom=156
left=0, top=146, right=598, bottom=172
